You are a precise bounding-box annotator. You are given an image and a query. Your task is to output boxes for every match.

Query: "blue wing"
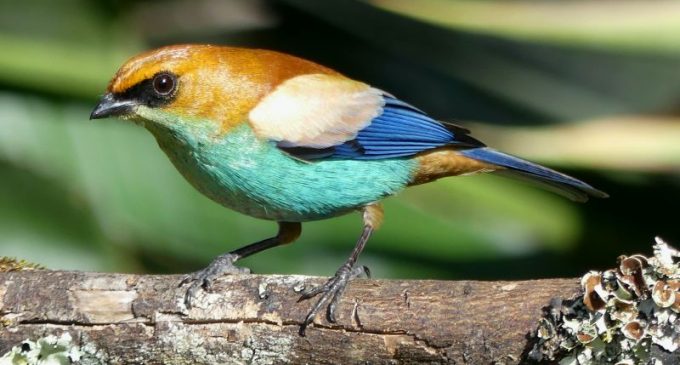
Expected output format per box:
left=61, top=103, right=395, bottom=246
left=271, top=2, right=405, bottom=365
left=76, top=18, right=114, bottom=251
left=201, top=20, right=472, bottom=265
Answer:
left=277, top=95, right=608, bottom=201
left=280, top=96, right=484, bottom=160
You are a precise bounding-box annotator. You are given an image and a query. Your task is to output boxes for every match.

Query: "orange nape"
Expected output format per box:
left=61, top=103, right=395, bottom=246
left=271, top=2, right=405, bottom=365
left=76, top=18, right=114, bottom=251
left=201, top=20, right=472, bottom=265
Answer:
left=92, top=43, right=608, bottom=336
left=108, top=44, right=340, bottom=133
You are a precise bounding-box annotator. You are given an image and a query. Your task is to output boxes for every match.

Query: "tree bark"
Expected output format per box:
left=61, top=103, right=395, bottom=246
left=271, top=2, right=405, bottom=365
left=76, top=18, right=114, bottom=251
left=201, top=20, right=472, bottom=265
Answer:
left=0, top=271, right=579, bottom=364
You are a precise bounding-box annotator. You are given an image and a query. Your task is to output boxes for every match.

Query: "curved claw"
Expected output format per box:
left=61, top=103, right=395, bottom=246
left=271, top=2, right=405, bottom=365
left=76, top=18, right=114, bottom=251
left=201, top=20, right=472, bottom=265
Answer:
left=184, top=282, right=203, bottom=309
left=300, top=292, right=332, bottom=336
left=297, top=264, right=370, bottom=336
left=179, top=253, right=250, bottom=309
left=353, top=265, right=371, bottom=279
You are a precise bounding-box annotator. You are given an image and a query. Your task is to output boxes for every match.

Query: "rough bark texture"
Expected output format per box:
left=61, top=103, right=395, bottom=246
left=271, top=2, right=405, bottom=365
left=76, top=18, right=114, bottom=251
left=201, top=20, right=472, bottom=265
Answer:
left=0, top=271, right=579, bottom=364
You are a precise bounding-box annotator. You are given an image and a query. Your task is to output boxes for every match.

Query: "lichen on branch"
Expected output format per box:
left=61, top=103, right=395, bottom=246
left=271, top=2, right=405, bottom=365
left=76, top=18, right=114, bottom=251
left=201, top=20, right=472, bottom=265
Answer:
left=529, top=237, right=680, bottom=365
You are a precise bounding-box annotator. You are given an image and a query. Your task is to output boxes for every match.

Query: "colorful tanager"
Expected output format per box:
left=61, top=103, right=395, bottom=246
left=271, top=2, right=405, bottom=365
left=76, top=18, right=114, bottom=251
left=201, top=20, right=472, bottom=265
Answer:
left=91, top=45, right=607, bottom=334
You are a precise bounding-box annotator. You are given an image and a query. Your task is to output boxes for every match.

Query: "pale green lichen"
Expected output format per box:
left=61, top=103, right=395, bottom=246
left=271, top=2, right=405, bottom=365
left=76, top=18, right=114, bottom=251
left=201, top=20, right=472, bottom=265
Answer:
left=0, top=257, right=44, bottom=272
left=0, top=333, right=106, bottom=365
left=529, top=237, right=680, bottom=364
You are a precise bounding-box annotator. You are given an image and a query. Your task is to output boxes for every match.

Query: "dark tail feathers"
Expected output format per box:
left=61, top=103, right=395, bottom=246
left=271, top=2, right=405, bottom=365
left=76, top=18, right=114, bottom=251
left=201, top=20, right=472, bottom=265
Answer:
left=460, top=147, right=608, bottom=202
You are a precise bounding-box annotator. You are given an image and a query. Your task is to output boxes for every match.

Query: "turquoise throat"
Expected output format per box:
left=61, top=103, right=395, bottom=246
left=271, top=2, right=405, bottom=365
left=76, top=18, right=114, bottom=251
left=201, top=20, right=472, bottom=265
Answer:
left=150, top=122, right=417, bottom=222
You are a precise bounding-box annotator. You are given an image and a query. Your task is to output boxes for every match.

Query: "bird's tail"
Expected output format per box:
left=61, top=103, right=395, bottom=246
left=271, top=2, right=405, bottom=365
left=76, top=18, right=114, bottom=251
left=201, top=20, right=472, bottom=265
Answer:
left=459, top=147, right=608, bottom=202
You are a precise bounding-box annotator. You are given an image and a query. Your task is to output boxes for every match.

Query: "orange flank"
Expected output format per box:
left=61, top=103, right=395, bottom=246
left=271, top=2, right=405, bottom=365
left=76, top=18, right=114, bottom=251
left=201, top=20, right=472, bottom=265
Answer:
left=411, top=148, right=499, bottom=185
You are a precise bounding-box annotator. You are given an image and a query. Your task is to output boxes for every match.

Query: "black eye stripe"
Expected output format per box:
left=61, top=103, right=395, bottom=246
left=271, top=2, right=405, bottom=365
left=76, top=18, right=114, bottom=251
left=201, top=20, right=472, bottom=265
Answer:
left=116, top=71, right=178, bottom=108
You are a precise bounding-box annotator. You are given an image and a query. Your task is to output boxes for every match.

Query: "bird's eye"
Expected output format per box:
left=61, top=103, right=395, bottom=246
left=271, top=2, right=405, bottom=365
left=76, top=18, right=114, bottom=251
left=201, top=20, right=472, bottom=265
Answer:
left=152, top=73, right=176, bottom=96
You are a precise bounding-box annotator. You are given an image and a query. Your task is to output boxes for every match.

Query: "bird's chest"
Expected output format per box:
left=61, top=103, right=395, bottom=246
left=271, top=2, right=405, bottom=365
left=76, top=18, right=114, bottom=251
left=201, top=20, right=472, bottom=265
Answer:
left=154, top=125, right=416, bottom=221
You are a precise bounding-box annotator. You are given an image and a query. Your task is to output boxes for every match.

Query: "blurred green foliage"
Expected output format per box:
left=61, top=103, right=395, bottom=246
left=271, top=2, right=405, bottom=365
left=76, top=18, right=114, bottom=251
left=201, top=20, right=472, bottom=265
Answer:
left=0, top=0, right=678, bottom=280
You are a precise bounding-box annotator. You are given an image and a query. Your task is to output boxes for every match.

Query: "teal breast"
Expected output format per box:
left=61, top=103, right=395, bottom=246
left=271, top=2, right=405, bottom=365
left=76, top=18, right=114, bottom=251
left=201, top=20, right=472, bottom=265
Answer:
left=151, top=122, right=417, bottom=222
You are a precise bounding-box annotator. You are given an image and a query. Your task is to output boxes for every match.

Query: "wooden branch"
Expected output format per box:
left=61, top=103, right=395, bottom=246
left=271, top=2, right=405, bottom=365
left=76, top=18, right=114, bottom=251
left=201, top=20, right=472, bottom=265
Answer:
left=0, top=271, right=580, bottom=364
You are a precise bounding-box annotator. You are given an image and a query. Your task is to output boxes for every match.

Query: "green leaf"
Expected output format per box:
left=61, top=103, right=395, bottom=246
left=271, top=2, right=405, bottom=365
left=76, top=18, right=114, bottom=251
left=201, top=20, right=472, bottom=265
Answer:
left=370, top=0, right=680, bottom=53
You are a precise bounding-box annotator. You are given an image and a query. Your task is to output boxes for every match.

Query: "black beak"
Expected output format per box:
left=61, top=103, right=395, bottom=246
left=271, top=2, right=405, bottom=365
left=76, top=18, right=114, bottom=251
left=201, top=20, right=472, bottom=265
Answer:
left=90, top=93, right=136, bottom=120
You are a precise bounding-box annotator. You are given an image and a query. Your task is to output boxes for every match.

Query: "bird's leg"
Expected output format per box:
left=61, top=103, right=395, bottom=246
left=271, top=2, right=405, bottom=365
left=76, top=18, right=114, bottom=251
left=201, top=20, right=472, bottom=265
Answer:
left=298, top=204, right=383, bottom=336
left=181, top=221, right=301, bottom=308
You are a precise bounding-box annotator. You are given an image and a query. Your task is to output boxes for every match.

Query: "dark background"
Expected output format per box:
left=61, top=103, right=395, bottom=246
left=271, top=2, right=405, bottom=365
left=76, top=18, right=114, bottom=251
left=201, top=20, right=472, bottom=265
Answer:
left=1, top=0, right=678, bottom=280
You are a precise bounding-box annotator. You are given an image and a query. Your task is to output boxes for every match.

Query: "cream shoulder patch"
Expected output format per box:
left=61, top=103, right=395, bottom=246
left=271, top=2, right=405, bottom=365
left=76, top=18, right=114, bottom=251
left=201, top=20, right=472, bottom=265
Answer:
left=249, top=73, right=384, bottom=148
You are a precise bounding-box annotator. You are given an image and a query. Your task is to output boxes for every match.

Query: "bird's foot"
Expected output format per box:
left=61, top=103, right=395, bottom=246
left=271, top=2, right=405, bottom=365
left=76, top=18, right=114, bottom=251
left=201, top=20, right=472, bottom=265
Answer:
left=298, top=265, right=370, bottom=336
left=180, top=253, right=250, bottom=309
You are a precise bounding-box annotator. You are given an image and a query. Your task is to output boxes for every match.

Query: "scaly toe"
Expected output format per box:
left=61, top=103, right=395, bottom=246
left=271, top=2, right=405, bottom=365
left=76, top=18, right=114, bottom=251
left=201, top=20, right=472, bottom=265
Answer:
left=327, top=282, right=350, bottom=323
left=298, top=267, right=359, bottom=335
left=179, top=274, right=194, bottom=287
left=179, top=253, right=249, bottom=309
left=299, top=279, right=334, bottom=300
left=300, top=289, right=335, bottom=336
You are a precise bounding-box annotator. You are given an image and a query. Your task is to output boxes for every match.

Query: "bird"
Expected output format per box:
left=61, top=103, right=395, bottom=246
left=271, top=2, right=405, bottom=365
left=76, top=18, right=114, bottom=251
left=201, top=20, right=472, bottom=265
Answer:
left=90, top=44, right=607, bottom=335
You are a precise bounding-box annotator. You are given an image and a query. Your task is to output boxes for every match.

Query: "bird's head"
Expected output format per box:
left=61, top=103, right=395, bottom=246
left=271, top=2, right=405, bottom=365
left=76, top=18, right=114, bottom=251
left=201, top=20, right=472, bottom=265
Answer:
left=90, top=44, right=336, bottom=135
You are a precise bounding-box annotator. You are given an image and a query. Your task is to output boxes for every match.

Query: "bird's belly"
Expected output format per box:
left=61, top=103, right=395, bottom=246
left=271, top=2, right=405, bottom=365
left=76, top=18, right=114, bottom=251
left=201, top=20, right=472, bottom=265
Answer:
left=201, top=159, right=414, bottom=221
left=158, top=125, right=417, bottom=222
